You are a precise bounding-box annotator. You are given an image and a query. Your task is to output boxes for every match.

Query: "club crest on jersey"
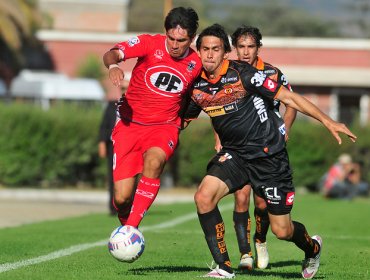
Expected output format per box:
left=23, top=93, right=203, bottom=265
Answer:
left=145, top=66, right=186, bottom=97
left=154, top=49, right=164, bottom=59
left=128, top=36, right=140, bottom=47
left=224, top=85, right=233, bottom=94
left=187, top=60, right=196, bottom=72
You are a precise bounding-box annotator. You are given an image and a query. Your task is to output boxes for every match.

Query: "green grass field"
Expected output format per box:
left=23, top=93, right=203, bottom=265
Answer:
left=0, top=193, right=369, bottom=279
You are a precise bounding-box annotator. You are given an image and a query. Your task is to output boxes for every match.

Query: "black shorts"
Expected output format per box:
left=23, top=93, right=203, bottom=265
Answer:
left=207, top=149, right=295, bottom=215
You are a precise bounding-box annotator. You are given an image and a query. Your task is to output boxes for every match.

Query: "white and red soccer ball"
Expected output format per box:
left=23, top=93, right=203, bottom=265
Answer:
left=108, top=225, right=145, bottom=263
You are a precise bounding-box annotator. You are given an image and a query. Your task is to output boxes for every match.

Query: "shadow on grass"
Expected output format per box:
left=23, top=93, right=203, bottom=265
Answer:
left=126, top=261, right=325, bottom=279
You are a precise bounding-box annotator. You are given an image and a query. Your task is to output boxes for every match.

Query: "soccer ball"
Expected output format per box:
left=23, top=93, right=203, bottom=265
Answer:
left=108, top=225, right=145, bottom=263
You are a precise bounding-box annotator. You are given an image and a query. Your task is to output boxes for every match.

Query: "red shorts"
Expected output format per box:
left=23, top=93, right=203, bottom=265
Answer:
left=111, top=120, right=180, bottom=181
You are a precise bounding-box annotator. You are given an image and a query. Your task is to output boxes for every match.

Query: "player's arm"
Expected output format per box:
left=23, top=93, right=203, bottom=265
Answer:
left=213, top=127, right=222, bottom=152
left=103, top=49, right=125, bottom=87
left=181, top=97, right=202, bottom=130
left=283, top=105, right=297, bottom=137
left=278, top=70, right=297, bottom=137
left=276, top=87, right=357, bottom=144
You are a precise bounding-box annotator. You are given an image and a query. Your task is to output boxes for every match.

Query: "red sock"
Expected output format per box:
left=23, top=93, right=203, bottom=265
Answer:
left=126, top=176, right=160, bottom=228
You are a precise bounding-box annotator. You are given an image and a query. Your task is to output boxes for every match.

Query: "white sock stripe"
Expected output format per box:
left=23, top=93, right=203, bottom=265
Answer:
left=0, top=203, right=233, bottom=273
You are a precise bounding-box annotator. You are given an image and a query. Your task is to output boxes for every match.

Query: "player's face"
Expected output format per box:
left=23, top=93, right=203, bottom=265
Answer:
left=198, top=36, right=228, bottom=77
left=235, top=35, right=259, bottom=67
left=166, top=26, right=193, bottom=58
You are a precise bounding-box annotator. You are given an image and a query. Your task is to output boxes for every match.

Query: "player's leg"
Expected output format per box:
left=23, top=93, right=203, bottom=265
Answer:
left=113, top=177, right=137, bottom=225
left=126, top=125, right=179, bottom=228
left=111, top=120, right=141, bottom=225
left=253, top=193, right=270, bottom=269
left=233, top=185, right=254, bottom=270
left=195, top=175, right=235, bottom=278
left=126, top=147, right=167, bottom=227
left=268, top=214, right=322, bottom=279
left=198, top=151, right=249, bottom=278
left=249, top=150, right=322, bottom=278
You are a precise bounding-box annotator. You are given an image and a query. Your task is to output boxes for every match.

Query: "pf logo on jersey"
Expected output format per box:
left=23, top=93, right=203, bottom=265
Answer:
left=145, top=66, right=186, bottom=97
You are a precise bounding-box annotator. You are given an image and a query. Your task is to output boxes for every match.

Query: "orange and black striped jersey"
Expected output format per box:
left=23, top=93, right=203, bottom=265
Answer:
left=255, top=57, right=293, bottom=109
left=184, top=60, right=287, bottom=159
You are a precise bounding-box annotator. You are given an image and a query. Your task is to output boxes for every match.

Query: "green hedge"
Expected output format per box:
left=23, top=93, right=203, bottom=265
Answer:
left=0, top=102, right=105, bottom=187
left=0, top=102, right=368, bottom=190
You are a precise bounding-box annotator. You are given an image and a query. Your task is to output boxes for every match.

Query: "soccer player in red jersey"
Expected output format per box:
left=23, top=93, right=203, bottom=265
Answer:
left=223, top=26, right=297, bottom=271
left=183, top=24, right=356, bottom=279
left=103, top=7, right=202, bottom=228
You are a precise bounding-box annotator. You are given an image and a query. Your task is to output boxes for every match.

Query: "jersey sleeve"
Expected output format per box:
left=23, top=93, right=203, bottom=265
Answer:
left=111, top=34, right=151, bottom=61
left=277, top=68, right=293, bottom=92
left=182, top=98, right=202, bottom=121
left=241, top=66, right=283, bottom=101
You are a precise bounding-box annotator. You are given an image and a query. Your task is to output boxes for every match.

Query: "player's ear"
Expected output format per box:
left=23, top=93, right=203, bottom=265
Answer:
left=223, top=52, right=229, bottom=60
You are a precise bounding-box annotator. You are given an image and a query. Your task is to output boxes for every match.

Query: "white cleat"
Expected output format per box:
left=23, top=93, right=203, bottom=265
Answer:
left=302, top=235, right=323, bottom=279
left=238, top=254, right=254, bottom=271
left=203, top=265, right=235, bottom=279
left=254, top=241, right=269, bottom=269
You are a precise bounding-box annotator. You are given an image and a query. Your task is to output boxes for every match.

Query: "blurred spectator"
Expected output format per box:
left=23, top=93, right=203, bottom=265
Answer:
left=321, top=153, right=369, bottom=199
left=98, top=79, right=130, bottom=215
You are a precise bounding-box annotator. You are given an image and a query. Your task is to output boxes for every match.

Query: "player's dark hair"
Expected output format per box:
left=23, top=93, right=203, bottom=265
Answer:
left=164, top=7, right=199, bottom=38
left=231, top=25, right=263, bottom=48
left=196, top=23, right=231, bottom=53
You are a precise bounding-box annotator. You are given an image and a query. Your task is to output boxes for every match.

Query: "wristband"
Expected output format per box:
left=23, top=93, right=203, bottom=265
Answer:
left=109, top=64, right=119, bottom=70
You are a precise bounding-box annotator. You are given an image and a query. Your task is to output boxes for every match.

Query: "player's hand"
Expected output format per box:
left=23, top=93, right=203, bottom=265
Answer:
left=325, top=120, right=357, bottom=144
left=214, top=143, right=222, bottom=153
left=109, top=67, right=124, bottom=87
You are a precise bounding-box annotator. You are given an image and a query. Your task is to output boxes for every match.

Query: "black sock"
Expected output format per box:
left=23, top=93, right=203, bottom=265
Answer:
left=254, top=207, right=270, bottom=243
left=198, top=207, right=233, bottom=273
left=290, top=221, right=319, bottom=258
left=233, top=211, right=252, bottom=256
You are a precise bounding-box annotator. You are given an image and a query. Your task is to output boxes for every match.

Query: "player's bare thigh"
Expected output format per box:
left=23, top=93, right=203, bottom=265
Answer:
left=195, top=175, right=230, bottom=214
left=142, top=147, right=167, bottom=178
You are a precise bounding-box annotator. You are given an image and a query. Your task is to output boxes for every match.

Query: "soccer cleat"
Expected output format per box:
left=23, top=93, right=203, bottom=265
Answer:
left=301, top=235, right=323, bottom=279
left=203, top=265, right=235, bottom=279
left=238, top=254, right=254, bottom=271
left=254, top=239, right=269, bottom=269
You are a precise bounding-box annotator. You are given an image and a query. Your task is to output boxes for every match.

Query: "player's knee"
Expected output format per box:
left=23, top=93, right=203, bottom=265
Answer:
left=271, top=225, right=293, bottom=240
left=113, top=193, right=132, bottom=207
left=144, top=157, right=166, bottom=176
left=194, top=190, right=216, bottom=213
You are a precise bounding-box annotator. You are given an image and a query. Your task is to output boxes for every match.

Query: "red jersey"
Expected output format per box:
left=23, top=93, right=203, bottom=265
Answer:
left=113, top=34, right=202, bottom=126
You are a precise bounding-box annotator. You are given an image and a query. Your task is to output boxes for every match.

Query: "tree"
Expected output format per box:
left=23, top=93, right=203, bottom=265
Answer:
left=0, top=0, right=52, bottom=93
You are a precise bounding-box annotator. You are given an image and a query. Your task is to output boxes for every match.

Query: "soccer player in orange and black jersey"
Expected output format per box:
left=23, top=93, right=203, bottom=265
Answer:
left=183, top=24, right=356, bottom=279
left=221, top=26, right=297, bottom=271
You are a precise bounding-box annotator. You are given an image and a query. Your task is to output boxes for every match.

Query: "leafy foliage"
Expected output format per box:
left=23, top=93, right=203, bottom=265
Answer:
left=0, top=102, right=104, bottom=187
left=76, top=53, right=105, bottom=82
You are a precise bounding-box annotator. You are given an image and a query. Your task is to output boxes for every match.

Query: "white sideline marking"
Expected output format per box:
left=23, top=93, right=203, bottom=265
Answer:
left=0, top=203, right=233, bottom=273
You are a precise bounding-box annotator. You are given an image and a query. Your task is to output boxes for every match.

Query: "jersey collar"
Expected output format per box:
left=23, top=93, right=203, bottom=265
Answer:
left=256, top=56, right=265, bottom=70
left=201, top=60, right=229, bottom=83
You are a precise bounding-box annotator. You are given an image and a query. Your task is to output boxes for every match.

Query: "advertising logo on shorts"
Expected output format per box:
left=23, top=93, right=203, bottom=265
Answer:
left=286, top=192, right=295, bottom=205
left=145, top=66, right=186, bottom=97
